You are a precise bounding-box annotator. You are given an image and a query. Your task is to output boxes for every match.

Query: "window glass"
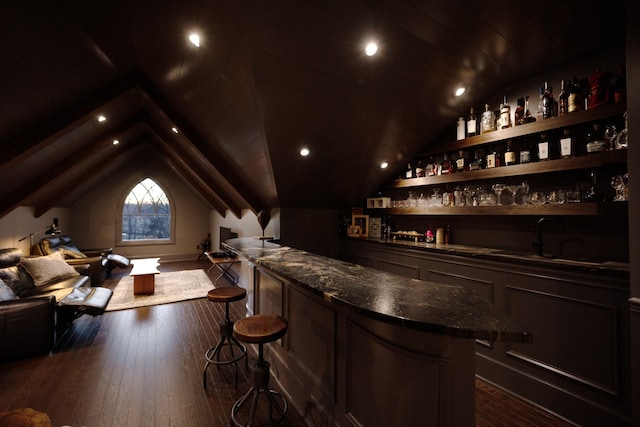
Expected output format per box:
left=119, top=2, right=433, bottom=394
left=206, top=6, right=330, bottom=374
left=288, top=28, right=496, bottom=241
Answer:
left=121, top=178, right=171, bottom=241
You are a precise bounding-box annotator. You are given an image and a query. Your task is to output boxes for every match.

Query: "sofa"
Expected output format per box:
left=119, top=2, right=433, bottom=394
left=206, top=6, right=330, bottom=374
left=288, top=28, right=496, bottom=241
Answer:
left=31, top=235, right=129, bottom=285
left=0, top=248, right=113, bottom=361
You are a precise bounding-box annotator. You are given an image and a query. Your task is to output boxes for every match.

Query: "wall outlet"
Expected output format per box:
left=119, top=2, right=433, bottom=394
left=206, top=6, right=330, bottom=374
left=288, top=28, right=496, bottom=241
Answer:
left=525, top=223, right=534, bottom=235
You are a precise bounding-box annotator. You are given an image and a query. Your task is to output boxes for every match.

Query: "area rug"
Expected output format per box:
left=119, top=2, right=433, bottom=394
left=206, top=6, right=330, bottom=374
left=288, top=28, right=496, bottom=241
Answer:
left=106, top=269, right=214, bottom=312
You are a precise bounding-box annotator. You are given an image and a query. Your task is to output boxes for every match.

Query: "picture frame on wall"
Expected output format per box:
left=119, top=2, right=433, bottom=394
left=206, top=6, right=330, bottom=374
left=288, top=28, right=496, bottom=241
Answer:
left=351, top=214, right=369, bottom=238
left=347, top=225, right=362, bottom=238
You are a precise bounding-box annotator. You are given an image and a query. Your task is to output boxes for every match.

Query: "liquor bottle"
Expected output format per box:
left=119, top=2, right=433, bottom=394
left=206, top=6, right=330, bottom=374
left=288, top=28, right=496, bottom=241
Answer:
left=588, top=68, right=611, bottom=109
left=426, top=156, right=436, bottom=176
left=405, top=162, right=414, bottom=179
left=480, top=104, right=496, bottom=134
left=558, top=79, right=568, bottom=116
left=536, top=86, right=545, bottom=121
left=415, top=160, right=425, bottom=177
left=583, top=170, right=605, bottom=202
left=504, top=140, right=517, bottom=166
left=542, top=81, right=555, bottom=119
left=486, top=145, right=498, bottom=168
left=514, top=97, right=525, bottom=125
left=568, top=76, right=583, bottom=113
left=456, top=116, right=466, bottom=140
left=613, top=65, right=626, bottom=104
left=518, top=96, right=536, bottom=125
left=537, top=134, right=551, bottom=161
left=455, top=150, right=468, bottom=172
left=440, top=153, right=453, bottom=174
left=559, top=129, right=575, bottom=158
left=520, top=139, right=531, bottom=164
left=469, top=149, right=485, bottom=170
left=499, top=95, right=512, bottom=129
left=467, top=107, right=477, bottom=137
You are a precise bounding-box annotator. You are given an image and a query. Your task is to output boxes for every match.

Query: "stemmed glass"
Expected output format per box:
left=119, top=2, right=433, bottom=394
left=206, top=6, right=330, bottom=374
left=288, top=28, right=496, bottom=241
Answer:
left=492, top=183, right=506, bottom=206
left=505, top=184, right=520, bottom=205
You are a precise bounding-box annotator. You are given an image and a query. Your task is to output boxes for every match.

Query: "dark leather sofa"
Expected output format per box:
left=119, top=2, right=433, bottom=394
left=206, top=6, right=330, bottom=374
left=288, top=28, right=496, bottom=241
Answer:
left=32, top=235, right=129, bottom=285
left=0, top=248, right=113, bottom=361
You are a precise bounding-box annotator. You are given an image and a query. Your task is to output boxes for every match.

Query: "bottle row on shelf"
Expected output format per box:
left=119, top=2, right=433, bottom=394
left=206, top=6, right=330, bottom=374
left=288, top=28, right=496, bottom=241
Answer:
left=456, top=65, right=626, bottom=140
left=402, top=111, right=627, bottom=179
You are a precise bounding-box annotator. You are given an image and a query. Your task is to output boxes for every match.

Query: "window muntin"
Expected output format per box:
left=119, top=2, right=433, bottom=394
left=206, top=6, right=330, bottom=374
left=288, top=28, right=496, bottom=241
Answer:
left=121, top=178, right=171, bottom=241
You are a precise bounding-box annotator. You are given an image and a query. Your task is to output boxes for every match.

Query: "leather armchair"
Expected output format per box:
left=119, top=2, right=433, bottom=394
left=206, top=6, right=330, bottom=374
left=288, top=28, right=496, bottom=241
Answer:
left=0, top=296, right=55, bottom=361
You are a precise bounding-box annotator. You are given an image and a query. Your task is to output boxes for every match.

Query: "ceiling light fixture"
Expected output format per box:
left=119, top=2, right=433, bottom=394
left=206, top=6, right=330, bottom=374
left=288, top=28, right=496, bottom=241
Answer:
left=454, top=85, right=467, bottom=97
left=299, top=147, right=310, bottom=157
left=189, top=33, right=201, bottom=47
left=365, top=41, right=378, bottom=56
left=112, top=139, right=120, bottom=145
left=97, top=115, right=107, bottom=122
left=380, top=161, right=389, bottom=169
left=171, top=127, right=179, bottom=134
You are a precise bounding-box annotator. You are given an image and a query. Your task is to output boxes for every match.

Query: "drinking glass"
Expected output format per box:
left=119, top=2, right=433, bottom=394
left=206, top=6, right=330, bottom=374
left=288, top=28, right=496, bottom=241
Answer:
left=505, top=185, right=520, bottom=205
left=611, top=175, right=627, bottom=201
left=492, top=183, right=506, bottom=206
left=463, top=185, right=475, bottom=207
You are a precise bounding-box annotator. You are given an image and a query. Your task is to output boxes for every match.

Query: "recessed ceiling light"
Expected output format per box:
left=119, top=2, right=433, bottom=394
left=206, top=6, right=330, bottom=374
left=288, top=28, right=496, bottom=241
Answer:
left=97, top=115, right=107, bottom=122
left=454, top=86, right=467, bottom=97
left=189, top=33, right=201, bottom=47
left=171, top=127, right=179, bottom=134
left=299, top=147, right=310, bottom=157
left=365, top=41, right=378, bottom=56
left=112, top=139, right=120, bottom=145
left=380, top=161, right=389, bottom=169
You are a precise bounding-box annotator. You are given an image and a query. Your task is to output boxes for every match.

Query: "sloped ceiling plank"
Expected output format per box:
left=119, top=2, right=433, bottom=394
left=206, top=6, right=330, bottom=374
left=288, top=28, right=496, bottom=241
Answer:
left=0, top=116, right=148, bottom=219
left=31, top=137, right=142, bottom=218
left=143, top=118, right=244, bottom=216
left=0, top=77, right=140, bottom=170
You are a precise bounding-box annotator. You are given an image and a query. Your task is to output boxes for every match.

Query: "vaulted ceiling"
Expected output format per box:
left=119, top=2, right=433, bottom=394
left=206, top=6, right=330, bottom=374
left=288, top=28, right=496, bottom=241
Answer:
left=0, top=0, right=625, bottom=219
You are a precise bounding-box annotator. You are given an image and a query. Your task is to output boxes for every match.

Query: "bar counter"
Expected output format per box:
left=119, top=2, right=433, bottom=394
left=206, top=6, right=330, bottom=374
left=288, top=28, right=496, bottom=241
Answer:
left=223, top=237, right=531, bottom=426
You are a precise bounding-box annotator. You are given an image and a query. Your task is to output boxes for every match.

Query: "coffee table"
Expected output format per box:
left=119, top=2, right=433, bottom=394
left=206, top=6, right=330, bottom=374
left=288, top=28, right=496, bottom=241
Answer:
left=130, top=258, right=160, bottom=295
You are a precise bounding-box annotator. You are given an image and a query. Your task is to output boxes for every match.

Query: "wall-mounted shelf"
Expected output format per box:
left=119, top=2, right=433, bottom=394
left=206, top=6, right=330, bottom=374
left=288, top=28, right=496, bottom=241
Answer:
left=374, top=202, right=627, bottom=216
left=421, top=103, right=627, bottom=156
left=388, top=149, right=627, bottom=189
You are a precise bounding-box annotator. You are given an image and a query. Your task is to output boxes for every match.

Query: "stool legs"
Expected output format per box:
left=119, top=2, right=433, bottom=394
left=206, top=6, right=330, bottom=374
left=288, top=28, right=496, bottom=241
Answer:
left=230, top=343, right=288, bottom=427
left=203, top=302, right=247, bottom=388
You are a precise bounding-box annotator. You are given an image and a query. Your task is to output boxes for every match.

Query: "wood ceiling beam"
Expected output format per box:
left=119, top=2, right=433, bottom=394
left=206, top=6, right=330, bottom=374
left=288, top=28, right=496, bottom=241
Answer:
left=143, top=127, right=233, bottom=217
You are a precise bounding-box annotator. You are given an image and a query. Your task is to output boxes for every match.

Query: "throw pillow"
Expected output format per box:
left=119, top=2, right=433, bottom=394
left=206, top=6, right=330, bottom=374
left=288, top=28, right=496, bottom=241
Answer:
left=20, top=252, right=80, bottom=287
left=0, top=278, right=18, bottom=301
left=57, top=246, right=87, bottom=259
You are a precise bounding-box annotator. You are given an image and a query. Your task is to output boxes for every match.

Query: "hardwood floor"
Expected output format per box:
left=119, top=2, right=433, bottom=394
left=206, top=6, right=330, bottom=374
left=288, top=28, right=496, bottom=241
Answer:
left=0, top=260, right=574, bottom=426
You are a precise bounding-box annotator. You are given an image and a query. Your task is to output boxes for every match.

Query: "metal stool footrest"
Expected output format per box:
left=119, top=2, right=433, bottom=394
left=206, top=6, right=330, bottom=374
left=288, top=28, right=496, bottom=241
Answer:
left=231, top=386, right=288, bottom=427
left=203, top=334, right=247, bottom=388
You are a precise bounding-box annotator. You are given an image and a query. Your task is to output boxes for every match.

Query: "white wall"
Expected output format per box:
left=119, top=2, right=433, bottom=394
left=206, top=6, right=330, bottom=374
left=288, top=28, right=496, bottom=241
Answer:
left=210, top=208, right=281, bottom=251
left=0, top=206, right=69, bottom=255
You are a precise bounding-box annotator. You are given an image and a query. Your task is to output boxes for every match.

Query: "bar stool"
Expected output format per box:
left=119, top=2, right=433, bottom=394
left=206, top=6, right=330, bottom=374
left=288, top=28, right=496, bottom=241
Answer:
left=203, top=287, right=248, bottom=388
left=230, top=314, right=288, bottom=427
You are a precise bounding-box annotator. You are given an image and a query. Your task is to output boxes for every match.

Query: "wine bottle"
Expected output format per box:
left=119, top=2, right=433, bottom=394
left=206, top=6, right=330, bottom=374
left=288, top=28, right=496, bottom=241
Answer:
left=456, top=116, right=465, bottom=140
left=504, top=140, right=517, bottom=166
left=558, top=79, right=568, bottom=116
left=568, top=76, right=583, bottom=113
left=499, top=95, right=512, bottom=129
left=405, top=162, right=414, bottom=179
left=520, top=139, right=531, bottom=164
left=467, top=107, right=477, bottom=137
left=537, top=134, right=550, bottom=161
left=542, top=81, right=554, bottom=119
left=440, top=153, right=453, bottom=174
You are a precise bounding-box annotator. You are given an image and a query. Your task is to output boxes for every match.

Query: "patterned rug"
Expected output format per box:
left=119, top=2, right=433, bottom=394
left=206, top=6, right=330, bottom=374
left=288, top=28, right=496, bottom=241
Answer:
left=106, top=269, right=214, bottom=311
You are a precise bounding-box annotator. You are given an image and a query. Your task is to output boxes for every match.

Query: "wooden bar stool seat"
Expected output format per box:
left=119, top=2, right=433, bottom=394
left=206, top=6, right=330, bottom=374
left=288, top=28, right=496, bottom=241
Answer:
left=230, top=314, right=288, bottom=427
left=202, top=287, right=248, bottom=388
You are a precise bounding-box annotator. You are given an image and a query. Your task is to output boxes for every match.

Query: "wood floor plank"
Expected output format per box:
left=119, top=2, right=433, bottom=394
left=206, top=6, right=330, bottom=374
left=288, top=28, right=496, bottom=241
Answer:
left=0, top=259, right=573, bottom=426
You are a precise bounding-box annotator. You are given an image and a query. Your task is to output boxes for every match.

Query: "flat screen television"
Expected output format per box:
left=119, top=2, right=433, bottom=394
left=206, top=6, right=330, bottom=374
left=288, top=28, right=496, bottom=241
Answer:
left=219, top=226, right=238, bottom=249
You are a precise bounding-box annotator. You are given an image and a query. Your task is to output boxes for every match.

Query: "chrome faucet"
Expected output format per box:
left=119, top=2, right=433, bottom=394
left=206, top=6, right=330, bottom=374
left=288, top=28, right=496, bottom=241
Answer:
left=533, top=217, right=564, bottom=257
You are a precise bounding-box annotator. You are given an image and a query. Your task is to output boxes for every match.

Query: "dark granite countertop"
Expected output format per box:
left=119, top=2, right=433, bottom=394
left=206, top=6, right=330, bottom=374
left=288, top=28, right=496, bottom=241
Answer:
left=223, top=238, right=532, bottom=343
left=350, top=237, right=629, bottom=274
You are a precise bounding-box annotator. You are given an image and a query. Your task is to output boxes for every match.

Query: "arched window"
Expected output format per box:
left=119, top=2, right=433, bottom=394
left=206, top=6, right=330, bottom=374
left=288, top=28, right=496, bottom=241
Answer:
left=117, top=177, right=175, bottom=245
